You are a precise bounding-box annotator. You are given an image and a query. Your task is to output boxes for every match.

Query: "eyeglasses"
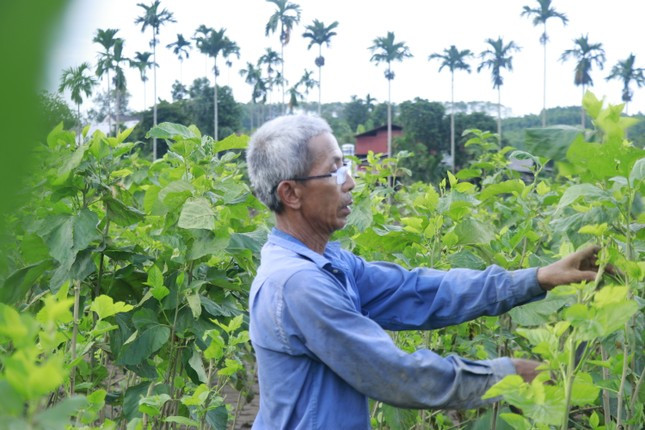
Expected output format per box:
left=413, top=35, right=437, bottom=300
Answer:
left=272, top=163, right=353, bottom=193
left=290, top=163, right=353, bottom=185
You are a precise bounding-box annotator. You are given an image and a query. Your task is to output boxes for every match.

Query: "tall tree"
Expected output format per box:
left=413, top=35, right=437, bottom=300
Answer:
left=111, top=38, right=128, bottom=134
left=428, top=45, right=473, bottom=171
left=302, top=19, right=339, bottom=115
left=130, top=51, right=155, bottom=112
left=93, top=28, right=119, bottom=136
left=521, top=0, right=568, bottom=127
left=265, top=0, right=301, bottom=113
left=240, top=62, right=267, bottom=128
left=477, top=37, right=520, bottom=143
left=560, top=35, right=605, bottom=127
left=58, top=62, right=97, bottom=143
left=606, top=54, right=644, bottom=115
left=166, top=33, right=191, bottom=83
left=258, top=48, right=283, bottom=118
left=193, top=26, right=240, bottom=140
left=369, top=31, right=413, bottom=159
left=135, top=0, right=175, bottom=159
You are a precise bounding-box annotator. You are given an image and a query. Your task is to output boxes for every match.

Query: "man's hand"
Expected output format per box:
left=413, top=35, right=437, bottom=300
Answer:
left=511, top=358, right=541, bottom=383
left=536, top=246, right=600, bottom=291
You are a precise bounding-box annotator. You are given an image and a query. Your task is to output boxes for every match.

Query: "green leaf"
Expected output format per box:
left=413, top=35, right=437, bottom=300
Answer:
left=205, top=404, right=228, bottom=430
left=188, top=348, right=208, bottom=384
left=158, top=180, right=194, bottom=211
left=33, top=395, right=87, bottom=430
left=104, top=197, right=145, bottom=227
left=147, top=122, right=197, bottom=140
left=47, top=122, right=75, bottom=148
left=381, top=403, right=418, bottom=429
left=164, top=416, right=199, bottom=428
left=499, top=413, right=532, bottom=430
left=178, top=197, right=215, bottom=230
left=509, top=294, right=572, bottom=326
left=20, top=233, right=50, bottom=264
left=186, top=292, right=202, bottom=319
left=524, top=126, right=582, bottom=160
left=447, top=250, right=486, bottom=270
left=346, top=198, right=373, bottom=231
left=571, top=372, right=600, bottom=406
left=188, top=230, right=230, bottom=260
left=90, top=295, right=134, bottom=320
left=53, top=144, right=87, bottom=185
left=117, top=325, right=170, bottom=366
left=479, top=180, right=525, bottom=201
left=138, top=394, right=171, bottom=417
left=0, top=303, right=38, bottom=345
left=181, top=384, right=210, bottom=407
left=629, top=157, right=645, bottom=186
left=556, top=184, right=606, bottom=211
left=0, top=260, right=53, bottom=304
left=213, top=133, right=248, bottom=152
left=454, top=218, right=495, bottom=245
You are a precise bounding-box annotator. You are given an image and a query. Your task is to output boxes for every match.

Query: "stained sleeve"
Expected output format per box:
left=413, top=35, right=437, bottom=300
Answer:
left=346, top=255, right=545, bottom=330
left=281, top=269, right=518, bottom=409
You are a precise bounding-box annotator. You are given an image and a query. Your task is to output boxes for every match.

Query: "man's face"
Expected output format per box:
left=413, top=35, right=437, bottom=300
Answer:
left=298, top=132, right=355, bottom=235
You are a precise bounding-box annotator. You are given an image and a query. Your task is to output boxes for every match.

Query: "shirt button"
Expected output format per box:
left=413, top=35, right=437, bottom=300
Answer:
left=332, top=269, right=338, bottom=273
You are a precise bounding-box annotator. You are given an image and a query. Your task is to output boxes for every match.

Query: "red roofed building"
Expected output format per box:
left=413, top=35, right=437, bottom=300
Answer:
left=354, top=124, right=403, bottom=160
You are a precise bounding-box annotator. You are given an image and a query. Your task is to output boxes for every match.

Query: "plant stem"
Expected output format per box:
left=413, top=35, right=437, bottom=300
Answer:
left=561, top=335, right=577, bottom=430
left=616, top=322, right=630, bottom=429
left=231, top=388, right=244, bottom=430
left=600, top=345, right=612, bottom=428
left=628, top=366, right=645, bottom=430
left=70, top=281, right=81, bottom=395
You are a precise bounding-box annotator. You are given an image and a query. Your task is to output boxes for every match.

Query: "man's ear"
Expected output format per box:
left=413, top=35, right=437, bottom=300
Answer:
left=277, top=180, right=302, bottom=210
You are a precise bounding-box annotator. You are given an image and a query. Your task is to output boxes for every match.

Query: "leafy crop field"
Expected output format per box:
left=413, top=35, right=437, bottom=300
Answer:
left=0, top=95, right=643, bottom=429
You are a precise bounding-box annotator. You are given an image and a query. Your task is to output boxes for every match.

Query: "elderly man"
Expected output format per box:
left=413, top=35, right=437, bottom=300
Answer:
left=246, top=114, right=599, bottom=429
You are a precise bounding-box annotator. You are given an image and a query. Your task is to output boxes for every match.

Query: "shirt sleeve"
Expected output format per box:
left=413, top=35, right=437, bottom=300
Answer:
left=281, top=269, right=517, bottom=410
left=346, top=254, right=545, bottom=330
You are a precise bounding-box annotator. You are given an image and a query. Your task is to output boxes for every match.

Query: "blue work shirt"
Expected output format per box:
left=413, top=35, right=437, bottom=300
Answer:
left=249, top=228, right=545, bottom=429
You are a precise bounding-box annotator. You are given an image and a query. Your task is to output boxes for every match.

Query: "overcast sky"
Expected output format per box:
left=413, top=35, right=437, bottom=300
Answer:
left=47, top=0, right=645, bottom=118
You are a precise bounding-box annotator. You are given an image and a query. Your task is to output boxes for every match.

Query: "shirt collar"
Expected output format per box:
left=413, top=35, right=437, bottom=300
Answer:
left=268, top=227, right=342, bottom=269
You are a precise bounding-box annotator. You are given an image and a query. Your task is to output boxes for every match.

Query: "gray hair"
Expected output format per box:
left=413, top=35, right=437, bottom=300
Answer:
left=247, top=114, right=332, bottom=212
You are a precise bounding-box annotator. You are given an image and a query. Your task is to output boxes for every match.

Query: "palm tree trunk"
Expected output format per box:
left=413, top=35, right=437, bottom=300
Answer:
left=497, top=87, right=502, bottom=144
left=106, top=72, right=112, bottom=136
left=214, top=60, right=219, bottom=141
left=581, top=85, right=586, bottom=128
left=542, top=23, right=547, bottom=127
left=77, top=103, right=81, bottom=145
left=450, top=71, right=455, bottom=172
left=387, top=74, right=392, bottom=160
left=318, top=44, right=322, bottom=116
left=152, top=31, right=158, bottom=160
left=281, top=43, right=286, bottom=114
left=115, top=89, right=120, bottom=135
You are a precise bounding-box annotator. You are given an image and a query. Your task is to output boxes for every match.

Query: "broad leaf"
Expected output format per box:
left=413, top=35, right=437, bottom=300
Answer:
left=178, top=197, right=215, bottom=230
left=214, top=133, right=248, bottom=152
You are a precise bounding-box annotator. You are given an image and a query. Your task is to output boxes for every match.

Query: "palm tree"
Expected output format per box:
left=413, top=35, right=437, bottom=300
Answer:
left=131, top=51, right=155, bottom=112
left=429, top=45, right=473, bottom=171
left=302, top=19, right=339, bottom=115
left=93, top=28, right=119, bottom=135
left=193, top=26, right=240, bottom=140
left=240, top=62, right=267, bottom=128
left=478, top=37, right=520, bottom=143
left=59, top=62, right=97, bottom=143
left=560, top=35, right=606, bottom=127
left=265, top=0, right=301, bottom=113
left=258, top=48, right=283, bottom=118
left=135, top=0, right=175, bottom=159
left=521, top=0, right=568, bottom=127
left=369, top=31, right=413, bottom=159
left=111, top=38, right=128, bottom=134
left=606, top=54, right=644, bottom=115
left=166, top=33, right=191, bottom=83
